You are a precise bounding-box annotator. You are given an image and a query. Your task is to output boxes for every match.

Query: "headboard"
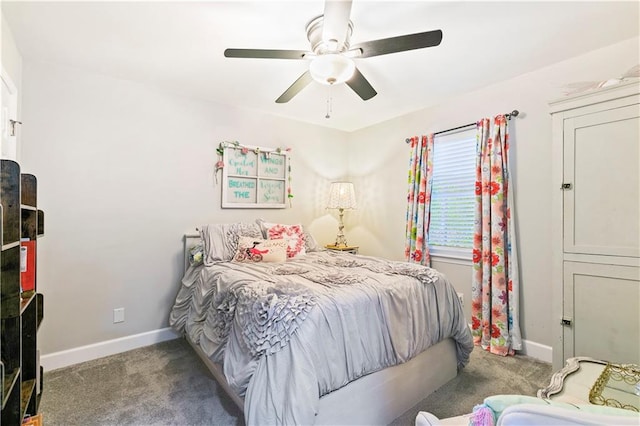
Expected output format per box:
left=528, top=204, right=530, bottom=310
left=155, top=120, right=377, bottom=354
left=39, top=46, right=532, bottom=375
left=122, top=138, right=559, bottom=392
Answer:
left=183, top=232, right=201, bottom=274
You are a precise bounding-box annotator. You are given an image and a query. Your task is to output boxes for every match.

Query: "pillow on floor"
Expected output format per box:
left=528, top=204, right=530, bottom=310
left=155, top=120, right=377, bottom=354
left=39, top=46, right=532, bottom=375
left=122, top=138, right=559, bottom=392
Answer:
left=474, top=394, right=640, bottom=425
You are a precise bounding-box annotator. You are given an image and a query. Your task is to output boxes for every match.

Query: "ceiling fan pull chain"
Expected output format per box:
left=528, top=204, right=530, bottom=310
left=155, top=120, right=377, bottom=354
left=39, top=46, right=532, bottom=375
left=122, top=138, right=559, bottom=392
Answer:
left=326, top=86, right=333, bottom=119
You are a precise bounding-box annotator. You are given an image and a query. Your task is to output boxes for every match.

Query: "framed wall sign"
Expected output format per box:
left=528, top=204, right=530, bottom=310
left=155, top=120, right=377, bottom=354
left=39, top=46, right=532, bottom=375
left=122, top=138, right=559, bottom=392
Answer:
left=220, top=143, right=290, bottom=208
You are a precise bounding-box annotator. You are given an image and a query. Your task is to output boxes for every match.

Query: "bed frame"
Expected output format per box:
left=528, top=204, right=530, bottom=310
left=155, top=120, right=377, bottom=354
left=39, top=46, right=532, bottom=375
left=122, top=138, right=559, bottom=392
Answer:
left=182, top=234, right=458, bottom=425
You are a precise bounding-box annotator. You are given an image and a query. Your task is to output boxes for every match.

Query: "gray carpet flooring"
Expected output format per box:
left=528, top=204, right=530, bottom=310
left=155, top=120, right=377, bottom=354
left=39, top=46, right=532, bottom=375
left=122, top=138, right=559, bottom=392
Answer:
left=40, top=338, right=552, bottom=425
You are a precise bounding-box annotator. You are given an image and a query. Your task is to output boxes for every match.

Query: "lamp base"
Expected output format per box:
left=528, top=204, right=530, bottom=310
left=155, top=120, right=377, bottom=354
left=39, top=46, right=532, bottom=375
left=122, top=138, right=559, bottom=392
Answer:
left=333, top=238, right=348, bottom=248
left=334, top=207, right=348, bottom=247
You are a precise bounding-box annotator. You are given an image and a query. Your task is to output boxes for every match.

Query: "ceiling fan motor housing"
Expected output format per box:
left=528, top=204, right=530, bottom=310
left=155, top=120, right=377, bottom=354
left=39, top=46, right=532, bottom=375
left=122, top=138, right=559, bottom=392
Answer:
left=306, top=15, right=354, bottom=54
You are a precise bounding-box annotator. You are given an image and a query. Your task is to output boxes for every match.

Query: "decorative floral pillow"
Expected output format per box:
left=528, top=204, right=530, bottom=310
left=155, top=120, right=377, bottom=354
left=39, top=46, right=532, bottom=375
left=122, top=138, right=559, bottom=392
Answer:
left=188, top=243, right=204, bottom=266
left=233, top=237, right=288, bottom=263
left=262, top=222, right=307, bottom=259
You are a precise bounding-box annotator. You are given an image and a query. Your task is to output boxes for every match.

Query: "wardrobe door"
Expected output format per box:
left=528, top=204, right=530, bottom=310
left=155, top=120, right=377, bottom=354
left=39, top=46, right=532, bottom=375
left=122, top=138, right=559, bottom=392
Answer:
left=562, top=104, right=639, bottom=258
left=563, top=261, right=640, bottom=365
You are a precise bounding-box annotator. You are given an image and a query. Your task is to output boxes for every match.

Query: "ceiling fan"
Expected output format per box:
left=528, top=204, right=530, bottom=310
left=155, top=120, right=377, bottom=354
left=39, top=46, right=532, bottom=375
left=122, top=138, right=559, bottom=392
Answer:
left=224, top=0, right=443, bottom=103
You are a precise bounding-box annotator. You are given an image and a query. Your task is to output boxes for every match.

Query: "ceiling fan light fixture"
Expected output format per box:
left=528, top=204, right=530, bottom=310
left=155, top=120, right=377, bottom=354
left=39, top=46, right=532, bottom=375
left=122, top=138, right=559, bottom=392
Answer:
left=309, top=54, right=355, bottom=85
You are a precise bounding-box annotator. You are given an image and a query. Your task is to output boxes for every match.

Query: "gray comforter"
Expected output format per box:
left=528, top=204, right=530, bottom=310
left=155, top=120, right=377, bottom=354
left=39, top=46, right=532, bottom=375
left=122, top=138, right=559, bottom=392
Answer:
left=170, top=251, right=473, bottom=425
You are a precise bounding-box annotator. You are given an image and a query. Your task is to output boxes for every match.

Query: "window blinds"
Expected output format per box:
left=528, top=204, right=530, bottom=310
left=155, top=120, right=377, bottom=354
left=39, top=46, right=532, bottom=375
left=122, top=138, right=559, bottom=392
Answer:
left=428, top=129, right=476, bottom=251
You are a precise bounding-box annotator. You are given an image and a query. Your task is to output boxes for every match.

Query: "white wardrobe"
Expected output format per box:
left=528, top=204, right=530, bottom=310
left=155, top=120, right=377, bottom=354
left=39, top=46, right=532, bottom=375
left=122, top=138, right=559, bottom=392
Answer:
left=550, top=81, right=639, bottom=370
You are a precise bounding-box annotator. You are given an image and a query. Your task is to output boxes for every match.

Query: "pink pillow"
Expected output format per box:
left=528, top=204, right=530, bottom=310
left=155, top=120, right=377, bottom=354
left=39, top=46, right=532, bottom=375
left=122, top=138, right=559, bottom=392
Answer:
left=264, top=223, right=307, bottom=259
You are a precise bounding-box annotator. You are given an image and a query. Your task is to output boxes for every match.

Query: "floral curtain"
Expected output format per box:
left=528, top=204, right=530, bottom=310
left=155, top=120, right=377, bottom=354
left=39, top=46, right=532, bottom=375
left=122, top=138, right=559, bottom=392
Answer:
left=405, top=135, right=435, bottom=265
left=471, top=115, right=522, bottom=355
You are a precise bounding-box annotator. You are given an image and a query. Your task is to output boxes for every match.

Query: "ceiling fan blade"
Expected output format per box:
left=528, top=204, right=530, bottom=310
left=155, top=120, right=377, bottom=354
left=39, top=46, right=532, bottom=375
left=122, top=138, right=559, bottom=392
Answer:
left=346, top=68, right=377, bottom=101
left=276, top=71, right=314, bottom=103
left=224, top=48, right=308, bottom=60
left=322, top=0, right=353, bottom=48
left=350, top=30, right=443, bottom=58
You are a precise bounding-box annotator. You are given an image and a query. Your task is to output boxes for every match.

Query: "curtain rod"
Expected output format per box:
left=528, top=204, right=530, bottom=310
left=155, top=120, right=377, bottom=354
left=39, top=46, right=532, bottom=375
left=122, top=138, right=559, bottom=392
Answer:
left=405, top=110, right=520, bottom=143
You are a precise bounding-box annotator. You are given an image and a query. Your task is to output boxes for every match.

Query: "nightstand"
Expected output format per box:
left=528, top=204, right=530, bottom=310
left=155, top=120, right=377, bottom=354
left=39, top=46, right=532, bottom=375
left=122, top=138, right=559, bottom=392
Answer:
left=325, top=245, right=359, bottom=254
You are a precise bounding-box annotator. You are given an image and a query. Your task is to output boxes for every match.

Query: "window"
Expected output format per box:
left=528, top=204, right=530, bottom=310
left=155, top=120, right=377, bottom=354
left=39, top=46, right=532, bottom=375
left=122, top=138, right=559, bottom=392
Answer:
left=428, top=127, right=476, bottom=260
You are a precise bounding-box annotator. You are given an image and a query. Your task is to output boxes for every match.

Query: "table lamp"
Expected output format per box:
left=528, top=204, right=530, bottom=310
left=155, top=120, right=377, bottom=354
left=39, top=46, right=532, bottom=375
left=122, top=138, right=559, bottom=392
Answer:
left=326, top=182, right=357, bottom=247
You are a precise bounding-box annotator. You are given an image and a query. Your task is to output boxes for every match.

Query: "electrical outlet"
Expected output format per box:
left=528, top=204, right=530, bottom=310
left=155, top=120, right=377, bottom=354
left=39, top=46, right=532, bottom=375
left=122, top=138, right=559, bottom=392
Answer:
left=457, top=292, right=464, bottom=307
left=113, top=308, right=125, bottom=323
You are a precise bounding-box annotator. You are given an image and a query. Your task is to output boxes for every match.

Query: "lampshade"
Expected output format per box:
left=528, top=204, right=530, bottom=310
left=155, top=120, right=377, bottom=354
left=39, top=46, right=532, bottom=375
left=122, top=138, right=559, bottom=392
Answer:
left=327, top=182, right=357, bottom=210
left=309, top=54, right=356, bottom=86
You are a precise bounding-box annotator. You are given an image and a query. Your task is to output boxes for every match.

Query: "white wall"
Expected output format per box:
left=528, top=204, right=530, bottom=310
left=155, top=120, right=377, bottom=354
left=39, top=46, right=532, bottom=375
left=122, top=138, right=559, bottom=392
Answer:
left=20, top=60, right=349, bottom=356
left=1, top=12, right=23, bottom=160
left=347, top=36, right=639, bottom=354
left=19, top=34, right=639, bottom=362
left=1, top=12, right=22, bottom=101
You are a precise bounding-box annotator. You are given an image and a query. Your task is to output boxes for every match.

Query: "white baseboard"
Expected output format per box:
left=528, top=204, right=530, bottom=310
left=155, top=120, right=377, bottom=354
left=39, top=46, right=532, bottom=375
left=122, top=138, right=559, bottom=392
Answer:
left=519, top=339, right=553, bottom=363
left=467, top=326, right=552, bottom=363
left=41, top=327, right=180, bottom=371
left=465, top=323, right=552, bottom=363
left=40, top=327, right=552, bottom=371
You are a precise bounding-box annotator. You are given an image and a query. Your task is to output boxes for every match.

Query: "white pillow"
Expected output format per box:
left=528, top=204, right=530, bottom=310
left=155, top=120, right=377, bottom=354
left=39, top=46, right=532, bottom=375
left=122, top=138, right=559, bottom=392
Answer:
left=302, top=229, right=321, bottom=252
left=255, top=218, right=320, bottom=251
left=233, top=237, right=288, bottom=263
left=256, top=220, right=307, bottom=259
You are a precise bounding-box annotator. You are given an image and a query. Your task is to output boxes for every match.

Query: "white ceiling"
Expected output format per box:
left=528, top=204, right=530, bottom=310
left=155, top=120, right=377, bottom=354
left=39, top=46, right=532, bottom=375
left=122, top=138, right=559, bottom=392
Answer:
left=3, top=1, right=639, bottom=132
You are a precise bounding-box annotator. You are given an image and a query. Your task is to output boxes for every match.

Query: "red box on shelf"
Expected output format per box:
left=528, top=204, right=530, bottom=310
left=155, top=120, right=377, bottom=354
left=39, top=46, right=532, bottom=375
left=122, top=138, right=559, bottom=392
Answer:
left=20, top=239, right=36, bottom=293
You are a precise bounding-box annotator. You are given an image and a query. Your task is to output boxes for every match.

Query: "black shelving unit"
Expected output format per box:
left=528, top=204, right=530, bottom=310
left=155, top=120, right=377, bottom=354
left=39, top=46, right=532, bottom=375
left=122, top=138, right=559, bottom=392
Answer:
left=1, top=160, right=44, bottom=425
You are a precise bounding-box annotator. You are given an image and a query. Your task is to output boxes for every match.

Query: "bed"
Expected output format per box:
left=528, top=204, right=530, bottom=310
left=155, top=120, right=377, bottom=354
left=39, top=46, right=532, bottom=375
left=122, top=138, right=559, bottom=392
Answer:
left=169, top=222, right=473, bottom=425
